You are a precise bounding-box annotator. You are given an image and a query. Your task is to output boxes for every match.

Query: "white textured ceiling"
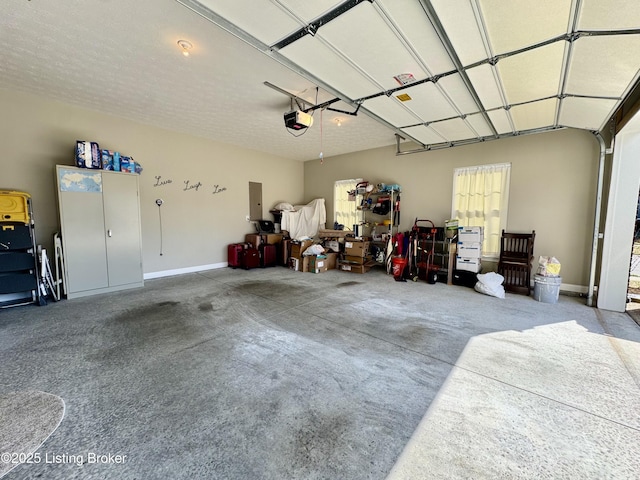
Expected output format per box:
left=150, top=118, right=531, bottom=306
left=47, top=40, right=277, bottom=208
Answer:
left=2, top=0, right=639, bottom=161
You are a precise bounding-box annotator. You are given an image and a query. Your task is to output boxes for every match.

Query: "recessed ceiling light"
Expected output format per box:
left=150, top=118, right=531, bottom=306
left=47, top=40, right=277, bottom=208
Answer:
left=177, top=40, right=193, bottom=57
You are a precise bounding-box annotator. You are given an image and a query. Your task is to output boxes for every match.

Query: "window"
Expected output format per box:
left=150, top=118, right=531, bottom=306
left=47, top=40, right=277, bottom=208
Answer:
left=452, top=163, right=511, bottom=258
left=334, top=178, right=361, bottom=229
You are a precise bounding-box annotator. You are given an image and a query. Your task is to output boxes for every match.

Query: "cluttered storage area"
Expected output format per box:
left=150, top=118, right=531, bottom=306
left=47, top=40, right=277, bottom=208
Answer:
left=226, top=180, right=562, bottom=304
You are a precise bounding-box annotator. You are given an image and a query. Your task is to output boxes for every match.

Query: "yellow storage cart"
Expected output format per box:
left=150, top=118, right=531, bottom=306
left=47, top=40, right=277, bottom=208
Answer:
left=0, top=190, right=31, bottom=224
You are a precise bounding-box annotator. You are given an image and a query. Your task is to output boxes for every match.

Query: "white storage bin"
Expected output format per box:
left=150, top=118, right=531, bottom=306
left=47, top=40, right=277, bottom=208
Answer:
left=458, top=226, right=484, bottom=243
left=457, top=242, right=482, bottom=258
left=456, top=256, right=481, bottom=273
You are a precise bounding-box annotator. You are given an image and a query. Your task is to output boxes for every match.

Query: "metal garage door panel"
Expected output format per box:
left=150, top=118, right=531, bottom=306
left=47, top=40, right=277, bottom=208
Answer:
left=196, top=0, right=301, bottom=46
left=488, top=109, right=514, bottom=135
left=565, top=35, right=640, bottom=98
left=431, top=0, right=487, bottom=66
left=509, top=98, right=557, bottom=131
left=376, top=0, right=456, bottom=75
left=318, top=3, right=428, bottom=92
left=401, top=82, right=459, bottom=123
left=439, top=74, right=482, bottom=115
left=277, top=0, right=344, bottom=23
left=466, top=112, right=495, bottom=138
left=497, top=42, right=564, bottom=105
left=401, top=125, right=446, bottom=146
left=479, top=0, right=572, bottom=55
left=365, top=96, right=422, bottom=128
left=430, top=117, right=476, bottom=142
left=467, top=64, right=505, bottom=110
left=558, top=97, right=619, bottom=131
left=579, top=0, right=640, bottom=30
left=279, top=35, right=381, bottom=99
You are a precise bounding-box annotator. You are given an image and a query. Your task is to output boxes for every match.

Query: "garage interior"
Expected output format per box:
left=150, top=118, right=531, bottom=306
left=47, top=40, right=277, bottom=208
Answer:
left=1, top=1, right=640, bottom=479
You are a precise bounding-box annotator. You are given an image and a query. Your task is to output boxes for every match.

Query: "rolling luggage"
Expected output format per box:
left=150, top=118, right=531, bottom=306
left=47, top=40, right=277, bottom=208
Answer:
left=228, top=243, right=245, bottom=269
left=259, top=243, right=277, bottom=268
left=242, top=247, right=260, bottom=270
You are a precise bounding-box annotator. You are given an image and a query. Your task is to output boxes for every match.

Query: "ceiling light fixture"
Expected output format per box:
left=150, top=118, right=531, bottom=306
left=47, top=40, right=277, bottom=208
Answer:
left=177, top=40, right=193, bottom=57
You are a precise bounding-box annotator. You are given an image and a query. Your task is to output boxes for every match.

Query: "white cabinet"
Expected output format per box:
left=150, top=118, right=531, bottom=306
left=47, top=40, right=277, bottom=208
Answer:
left=56, top=166, right=143, bottom=299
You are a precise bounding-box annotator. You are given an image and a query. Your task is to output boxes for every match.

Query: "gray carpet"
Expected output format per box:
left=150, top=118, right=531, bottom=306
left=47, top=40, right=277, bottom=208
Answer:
left=0, top=390, right=65, bottom=478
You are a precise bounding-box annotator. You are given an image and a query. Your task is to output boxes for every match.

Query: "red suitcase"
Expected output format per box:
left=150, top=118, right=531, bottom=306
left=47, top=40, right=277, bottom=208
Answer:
left=228, top=243, right=245, bottom=269
left=242, top=247, right=260, bottom=270
left=259, top=243, right=277, bottom=268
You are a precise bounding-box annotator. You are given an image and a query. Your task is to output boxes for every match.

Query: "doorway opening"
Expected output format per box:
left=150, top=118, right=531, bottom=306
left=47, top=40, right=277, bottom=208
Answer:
left=626, top=191, right=640, bottom=326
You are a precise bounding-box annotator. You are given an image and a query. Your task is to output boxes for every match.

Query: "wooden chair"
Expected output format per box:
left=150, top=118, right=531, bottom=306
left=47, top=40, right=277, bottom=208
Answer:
left=498, top=230, right=535, bottom=295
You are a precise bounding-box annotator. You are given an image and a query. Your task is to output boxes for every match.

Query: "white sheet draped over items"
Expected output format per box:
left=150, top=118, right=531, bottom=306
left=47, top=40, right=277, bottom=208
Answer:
left=280, top=198, right=326, bottom=240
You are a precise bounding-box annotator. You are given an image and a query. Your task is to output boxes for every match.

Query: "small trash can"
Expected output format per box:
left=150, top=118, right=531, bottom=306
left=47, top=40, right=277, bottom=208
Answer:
left=533, top=274, right=562, bottom=303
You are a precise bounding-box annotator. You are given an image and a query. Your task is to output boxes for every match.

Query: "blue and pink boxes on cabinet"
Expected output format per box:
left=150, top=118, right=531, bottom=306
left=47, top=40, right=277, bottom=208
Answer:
left=100, top=151, right=141, bottom=173
left=75, top=141, right=142, bottom=174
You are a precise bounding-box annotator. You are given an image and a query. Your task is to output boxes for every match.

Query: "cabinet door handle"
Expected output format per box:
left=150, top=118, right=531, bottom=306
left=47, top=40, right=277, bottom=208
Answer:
left=107, top=229, right=112, bottom=237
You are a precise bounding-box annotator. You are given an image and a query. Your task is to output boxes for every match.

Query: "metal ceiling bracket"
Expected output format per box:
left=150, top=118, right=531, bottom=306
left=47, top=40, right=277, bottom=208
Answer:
left=395, top=126, right=565, bottom=156
left=326, top=103, right=361, bottom=116
left=555, top=0, right=582, bottom=127
left=272, top=0, right=374, bottom=50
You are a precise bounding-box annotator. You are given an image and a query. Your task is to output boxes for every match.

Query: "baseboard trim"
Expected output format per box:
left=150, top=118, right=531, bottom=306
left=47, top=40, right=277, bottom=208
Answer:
left=559, top=283, right=589, bottom=295
left=144, top=262, right=228, bottom=280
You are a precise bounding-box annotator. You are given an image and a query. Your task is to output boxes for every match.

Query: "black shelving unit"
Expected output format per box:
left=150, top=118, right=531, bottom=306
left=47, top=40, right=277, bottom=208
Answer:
left=0, top=191, right=41, bottom=308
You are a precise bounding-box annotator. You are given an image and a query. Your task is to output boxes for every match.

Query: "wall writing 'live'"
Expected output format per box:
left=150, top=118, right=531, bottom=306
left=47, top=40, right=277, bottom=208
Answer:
left=153, top=175, right=227, bottom=195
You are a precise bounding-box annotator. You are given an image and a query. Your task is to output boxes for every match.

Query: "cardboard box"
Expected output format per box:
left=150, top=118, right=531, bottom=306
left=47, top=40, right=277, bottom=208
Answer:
left=456, top=256, right=481, bottom=273
left=289, top=256, right=310, bottom=272
left=344, top=255, right=372, bottom=265
left=308, top=255, right=328, bottom=273
left=338, top=261, right=371, bottom=274
left=281, top=239, right=291, bottom=266
left=344, top=240, right=370, bottom=257
left=245, top=233, right=285, bottom=249
left=290, top=240, right=314, bottom=259
left=457, top=242, right=482, bottom=258
left=458, top=226, right=484, bottom=243
left=323, top=240, right=340, bottom=253
left=325, top=252, right=338, bottom=270
left=445, top=219, right=459, bottom=239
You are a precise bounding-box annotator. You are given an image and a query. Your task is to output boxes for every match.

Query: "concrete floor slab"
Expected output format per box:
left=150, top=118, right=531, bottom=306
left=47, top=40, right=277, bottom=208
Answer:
left=387, top=366, right=640, bottom=480
left=0, top=267, right=639, bottom=479
left=454, top=320, right=640, bottom=430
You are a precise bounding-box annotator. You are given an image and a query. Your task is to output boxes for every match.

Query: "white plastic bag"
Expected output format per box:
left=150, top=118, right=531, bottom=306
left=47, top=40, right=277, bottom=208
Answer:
left=474, top=272, right=505, bottom=299
left=537, top=256, right=561, bottom=276
left=302, top=244, right=325, bottom=256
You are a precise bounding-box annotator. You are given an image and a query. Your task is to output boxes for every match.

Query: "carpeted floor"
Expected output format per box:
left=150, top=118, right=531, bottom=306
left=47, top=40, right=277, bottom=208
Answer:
left=0, top=266, right=639, bottom=479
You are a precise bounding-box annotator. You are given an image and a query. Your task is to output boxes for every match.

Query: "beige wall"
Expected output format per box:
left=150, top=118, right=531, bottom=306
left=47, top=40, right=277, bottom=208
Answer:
left=304, top=129, right=600, bottom=288
left=0, top=87, right=601, bottom=287
left=0, top=89, right=304, bottom=276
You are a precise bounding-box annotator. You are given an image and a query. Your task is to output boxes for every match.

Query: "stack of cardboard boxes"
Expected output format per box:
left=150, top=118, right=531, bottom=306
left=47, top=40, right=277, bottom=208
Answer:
left=456, top=226, right=483, bottom=273
left=337, top=239, right=373, bottom=274
left=288, top=239, right=338, bottom=273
